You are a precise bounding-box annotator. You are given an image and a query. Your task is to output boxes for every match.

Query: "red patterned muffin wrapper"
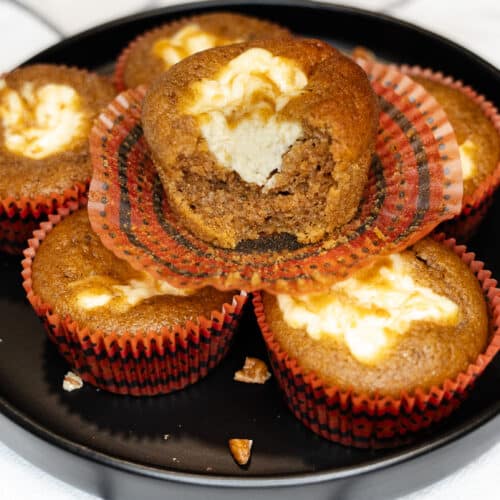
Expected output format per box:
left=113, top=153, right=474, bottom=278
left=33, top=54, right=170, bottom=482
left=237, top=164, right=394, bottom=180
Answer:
left=253, top=235, right=500, bottom=448
left=21, top=206, right=248, bottom=396
left=400, top=65, right=500, bottom=239
left=0, top=182, right=88, bottom=255
left=89, top=62, right=462, bottom=295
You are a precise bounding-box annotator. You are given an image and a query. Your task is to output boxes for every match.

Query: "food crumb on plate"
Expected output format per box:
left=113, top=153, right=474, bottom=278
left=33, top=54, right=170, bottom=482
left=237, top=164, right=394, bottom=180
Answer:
left=229, top=438, right=253, bottom=465
left=62, top=371, right=83, bottom=392
left=234, top=357, right=271, bottom=384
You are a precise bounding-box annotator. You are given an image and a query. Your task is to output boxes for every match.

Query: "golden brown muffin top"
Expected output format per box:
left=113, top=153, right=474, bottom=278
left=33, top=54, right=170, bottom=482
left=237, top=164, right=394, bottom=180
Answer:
left=143, top=38, right=379, bottom=196
left=31, top=209, right=235, bottom=335
left=121, top=12, right=292, bottom=88
left=0, top=64, right=115, bottom=199
left=262, top=238, right=489, bottom=398
left=412, top=76, right=500, bottom=197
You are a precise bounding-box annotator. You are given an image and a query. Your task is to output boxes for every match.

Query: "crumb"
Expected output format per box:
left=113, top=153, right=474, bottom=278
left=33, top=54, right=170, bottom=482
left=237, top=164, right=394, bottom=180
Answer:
left=163, top=434, right=170, bottom=440
left=234, top=357, right=271, bottom=384
left=177, top=423, right=183, bottom=429
left=229, top=439, right=253, bottom=466
left=172, top=457, right=179, bottom=463
left=206, top=467, right=213, bottom=472
left=62, top=371, right=83, bottom=392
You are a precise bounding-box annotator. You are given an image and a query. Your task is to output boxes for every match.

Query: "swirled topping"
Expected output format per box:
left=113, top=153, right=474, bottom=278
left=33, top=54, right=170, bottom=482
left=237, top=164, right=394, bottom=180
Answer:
left=0, top=80, right=87, bottom=158
left=277, top=254, right=459, bottom=364
left=73, top=271, right=194, bottom=311
left=152, top=23, right=239, bottom=68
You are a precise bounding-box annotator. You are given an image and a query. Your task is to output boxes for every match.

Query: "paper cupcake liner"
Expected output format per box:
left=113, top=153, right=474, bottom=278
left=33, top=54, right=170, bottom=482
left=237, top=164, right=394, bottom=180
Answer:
left=253, top=235, right=500, bottom=448
left=0, top=182, right=88, bottom=255
left=21, top=206, right=247, bottom=396
left=400, top=65, right=500, bottom=238
left=89, top=62, right=462, bottom=295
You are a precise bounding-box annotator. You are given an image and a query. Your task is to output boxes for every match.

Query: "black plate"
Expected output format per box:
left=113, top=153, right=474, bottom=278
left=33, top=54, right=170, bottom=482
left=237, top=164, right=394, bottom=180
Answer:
left=1, top=2, right=499, bottom=499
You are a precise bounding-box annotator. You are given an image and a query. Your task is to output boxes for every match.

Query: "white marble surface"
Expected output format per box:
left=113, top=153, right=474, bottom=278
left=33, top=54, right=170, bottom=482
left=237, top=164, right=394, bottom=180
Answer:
left=0, top=0, right=499, bottom=498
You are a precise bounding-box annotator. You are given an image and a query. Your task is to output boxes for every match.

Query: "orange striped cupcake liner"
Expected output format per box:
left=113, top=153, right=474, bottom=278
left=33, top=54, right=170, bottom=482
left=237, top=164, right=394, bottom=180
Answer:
left=400, top=65, right=500, bottom=240
left=0, top=181, right=88, bottom=255
left=89, top=61, right=462, bottom=295
left=253, top=235, right=500, bottom=448
left=21, top=206, right=248, bottom=396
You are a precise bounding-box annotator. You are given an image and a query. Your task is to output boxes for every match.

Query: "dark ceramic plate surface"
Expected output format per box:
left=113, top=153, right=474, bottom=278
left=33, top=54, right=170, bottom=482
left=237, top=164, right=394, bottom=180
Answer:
left=1, top=2, right=499, bottom=499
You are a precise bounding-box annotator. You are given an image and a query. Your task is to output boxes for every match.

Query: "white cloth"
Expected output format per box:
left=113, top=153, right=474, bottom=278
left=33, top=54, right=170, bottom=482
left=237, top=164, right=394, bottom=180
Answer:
left=0, top=0, right=498, bottom=498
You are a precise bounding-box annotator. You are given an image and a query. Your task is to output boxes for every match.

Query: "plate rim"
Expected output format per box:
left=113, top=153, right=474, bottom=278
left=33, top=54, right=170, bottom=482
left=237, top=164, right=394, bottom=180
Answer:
left=2, top=0, right=500, bottom=489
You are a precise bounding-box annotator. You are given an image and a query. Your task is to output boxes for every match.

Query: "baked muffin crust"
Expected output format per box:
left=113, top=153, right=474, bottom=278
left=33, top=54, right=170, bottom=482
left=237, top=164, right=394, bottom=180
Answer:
left=143, top=38, right=379, bottom=248
left=262, top=238, right=489, bottom=397
left=0, top=65, right=115, bottom=199
left=121, top=12, right=291, bottom=89
left=31, top=210, right=234, bottom=334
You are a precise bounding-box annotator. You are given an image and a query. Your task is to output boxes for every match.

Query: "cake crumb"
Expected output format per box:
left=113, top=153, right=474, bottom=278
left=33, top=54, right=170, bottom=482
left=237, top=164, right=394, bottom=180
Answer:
left=62, top=371, right=83, bottom=392
left=352, top=45, right=376, bottom=61
left=229, top=439, right=253, bottom=466
left=234, top=357, right=271, bottom=384
left=163, top=434, right=170, bottom=441
left=206, top=467, right=213, bottom=472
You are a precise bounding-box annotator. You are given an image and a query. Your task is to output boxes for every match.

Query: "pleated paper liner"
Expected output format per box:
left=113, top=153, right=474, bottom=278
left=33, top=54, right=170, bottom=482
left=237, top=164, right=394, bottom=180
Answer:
left=0, top=181, right=88, bottom=255
left=88, top=61, right=462, bottom=295
left=253, top=235, right=500, bottom=449
left=21, top=206, right=248, bottom=396
left=400, top=65, right=500, bottom=241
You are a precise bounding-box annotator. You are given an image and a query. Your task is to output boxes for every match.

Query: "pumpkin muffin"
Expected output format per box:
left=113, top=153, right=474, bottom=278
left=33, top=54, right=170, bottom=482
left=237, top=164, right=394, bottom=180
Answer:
left=0, top=64, right=115, bottom=199
left=0, top=64, right=115, bottom=253
left=143, top=38, right=379, bottom=249
left=115, top=12, right=291, bottom=90
left=411, top=76, right=500, bottom=198
left=260, top=237, right=488, bottom=398
left=23, top=209, right=246, bottom=395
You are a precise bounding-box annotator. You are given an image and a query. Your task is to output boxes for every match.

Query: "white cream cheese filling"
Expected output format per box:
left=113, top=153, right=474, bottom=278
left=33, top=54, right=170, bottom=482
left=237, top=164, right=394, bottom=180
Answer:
left=277, top=254, right=459, bottom=364
left=0, top=81, right=86, bottom=159
left=152, top=23, right=239, bottom=68
left=185, top=48, right=307, bottom=186
left=74, top=271, right=193, bottom=311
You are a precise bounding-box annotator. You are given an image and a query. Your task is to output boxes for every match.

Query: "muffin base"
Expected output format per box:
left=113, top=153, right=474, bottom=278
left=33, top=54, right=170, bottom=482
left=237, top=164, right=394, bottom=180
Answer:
left=253, top=235, right=500, bottom=448
left=22, top=207, right=247, bottom=396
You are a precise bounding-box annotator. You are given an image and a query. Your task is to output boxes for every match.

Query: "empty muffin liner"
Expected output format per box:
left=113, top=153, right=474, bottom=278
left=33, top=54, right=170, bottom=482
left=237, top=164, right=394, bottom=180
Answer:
left=89, top=61, right=462, bottom=295
left=0, top=181, right=88, bottom=255
left=400, top=65, right=500, bottom=240
left=253, top=235, right=500, bottom=448
left=21, top=206, right=247, bottom=396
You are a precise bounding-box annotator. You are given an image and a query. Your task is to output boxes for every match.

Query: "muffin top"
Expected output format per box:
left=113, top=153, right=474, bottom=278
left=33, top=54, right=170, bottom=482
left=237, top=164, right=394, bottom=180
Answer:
left=31, top=209, right=235, bottom=334
left=142, top=38, right=379, bottom=248
left=119, top=12, right=291, bottom=89
left=263, top=238, right=488, bottom=397
left=412, top=76, right=500, bottom=197
left=0, top=64, right=115, bottom=199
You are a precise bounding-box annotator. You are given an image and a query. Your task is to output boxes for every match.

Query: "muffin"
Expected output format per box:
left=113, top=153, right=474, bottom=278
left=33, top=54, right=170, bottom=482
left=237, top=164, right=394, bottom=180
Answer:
left=114, top=12, right=291, bottom=91
left=254, top=237, right=499, bottom=446
left=410, top=76, right=500, bottom=199
left=22, top=208, right=247, bottom=395
left=0, top=64, right=115, bottom=253
left=142, top=38, right=379, bottom=249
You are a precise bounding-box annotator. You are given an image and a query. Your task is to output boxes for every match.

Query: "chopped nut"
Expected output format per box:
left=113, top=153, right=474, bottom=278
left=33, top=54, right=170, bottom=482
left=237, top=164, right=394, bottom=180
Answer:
left=229, top=439, right=253, bottom=466
left=234, top=357, right=271, bottom=384
left=62, top=371, right=83, bottom=392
